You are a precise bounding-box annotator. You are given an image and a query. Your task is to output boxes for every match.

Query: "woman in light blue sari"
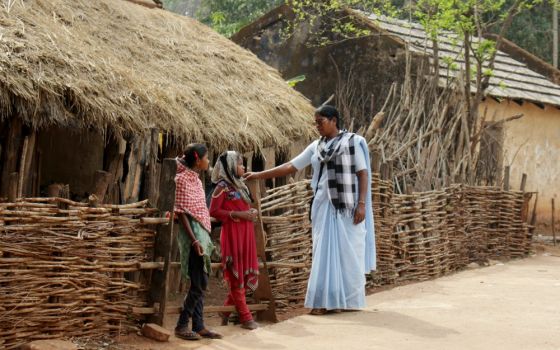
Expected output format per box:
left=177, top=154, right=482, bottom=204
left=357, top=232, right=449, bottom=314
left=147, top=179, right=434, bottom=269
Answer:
left=244, top=105, right=376, bottom=314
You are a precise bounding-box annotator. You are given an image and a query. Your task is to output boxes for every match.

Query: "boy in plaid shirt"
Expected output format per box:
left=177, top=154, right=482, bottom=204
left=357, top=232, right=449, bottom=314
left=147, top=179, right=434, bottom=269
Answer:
left=173, top=144, right=222, bottom=341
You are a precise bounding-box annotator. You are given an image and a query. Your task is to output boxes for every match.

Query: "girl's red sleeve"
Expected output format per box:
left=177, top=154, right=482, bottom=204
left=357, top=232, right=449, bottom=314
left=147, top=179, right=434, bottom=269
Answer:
left=209, top=187, right=231, bottom=223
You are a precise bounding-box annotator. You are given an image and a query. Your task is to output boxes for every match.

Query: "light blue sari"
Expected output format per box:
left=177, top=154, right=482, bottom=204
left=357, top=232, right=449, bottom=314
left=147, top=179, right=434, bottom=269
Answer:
left=291, top=134, right=376, bottom=309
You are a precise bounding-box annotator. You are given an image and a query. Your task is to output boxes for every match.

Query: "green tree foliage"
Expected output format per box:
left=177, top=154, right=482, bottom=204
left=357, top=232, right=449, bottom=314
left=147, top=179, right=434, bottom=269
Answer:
left=500, top=0, right=557, bottom=63
left=196, top=0, right=284, bottom=37
left=163, top=0, right=557, bottom=64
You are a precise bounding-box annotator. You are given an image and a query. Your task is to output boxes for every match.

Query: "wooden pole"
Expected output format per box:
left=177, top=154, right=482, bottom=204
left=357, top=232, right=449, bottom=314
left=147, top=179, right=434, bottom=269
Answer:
left=17, top=135, right=29, bottom=198
left=554, top=5, right=558, bottom=68
left=22, top=131, right=36, bottom=197
left=122, top=138, right=145, bottom=203
left=0, top=117, right=22, bottom=197
left=247, top=179, right=277, bottom=323
left=92, top=170, right=113, bottom=203
left=520, top=173, right=527, bottom=192
left=149, top=158, right=176, bottom=325
left=142, top=129, right=160, bottom=206
left=519, top=173, right=530, bottom=223
left=104, top=135, right=126, bottom=204
left=503, top=166, right=510, bottom=191
left=8, top=172, right=18, bottom=202
left=552, top=198, right=556, bottom=246
left=529, top=192, right=538, bottom=228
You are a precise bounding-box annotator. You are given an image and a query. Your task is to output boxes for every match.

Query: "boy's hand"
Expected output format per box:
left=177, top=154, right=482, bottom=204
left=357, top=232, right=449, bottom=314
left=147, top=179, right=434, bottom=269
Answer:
left=193, top=241, right=204, bottom=256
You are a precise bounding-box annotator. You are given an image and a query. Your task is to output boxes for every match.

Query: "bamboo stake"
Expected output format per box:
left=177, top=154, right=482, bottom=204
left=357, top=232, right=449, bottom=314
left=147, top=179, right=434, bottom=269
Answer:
left=529, top=192, right=538, bottom=229
left=17, top=136, right=29, bottom=198
left=552, top=198, right=556, bottom=246
left=503, top=166, right=510, bottom=191
left=520, top=173, right=527, bottom=191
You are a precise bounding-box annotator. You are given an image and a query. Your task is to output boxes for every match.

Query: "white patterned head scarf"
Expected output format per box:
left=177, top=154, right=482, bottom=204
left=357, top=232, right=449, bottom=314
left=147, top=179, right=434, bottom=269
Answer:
left=211, top=151, right=252, bottom=203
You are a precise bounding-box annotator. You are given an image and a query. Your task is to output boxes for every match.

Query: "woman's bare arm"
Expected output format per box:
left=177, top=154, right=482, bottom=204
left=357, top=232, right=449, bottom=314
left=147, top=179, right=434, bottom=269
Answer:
left=243, top=162, right=298, bottom=180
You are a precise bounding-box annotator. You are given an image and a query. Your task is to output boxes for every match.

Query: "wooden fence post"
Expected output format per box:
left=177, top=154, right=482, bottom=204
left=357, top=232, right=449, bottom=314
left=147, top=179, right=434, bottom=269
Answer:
left=552, top=198, right=556, bottom=246
left=520, top=174, right=530, bottom=223
left=142, top=129, right=160, bottom=207
left=247, top=180, right=277, bottom=323
left=92, top=170, right=113, bottom=203
left=104, top=135, right=126, bottom=204
left=149, top=158, right=176, bottom=325
left=503, top=166, right=510, bottom=191
left=529, top=192, right=538, bottom=232
left=0, top=117, right=22, bottom=197
left=8, top=172, right=18, bottom=202
left=520, top=173, right=527, bottom=191
left=20, top=132, right=36, bottom=197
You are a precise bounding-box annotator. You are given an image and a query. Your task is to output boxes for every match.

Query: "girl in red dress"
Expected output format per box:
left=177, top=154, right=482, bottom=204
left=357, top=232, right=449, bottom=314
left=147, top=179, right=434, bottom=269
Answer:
left=209, top=151, right=259, bottom=330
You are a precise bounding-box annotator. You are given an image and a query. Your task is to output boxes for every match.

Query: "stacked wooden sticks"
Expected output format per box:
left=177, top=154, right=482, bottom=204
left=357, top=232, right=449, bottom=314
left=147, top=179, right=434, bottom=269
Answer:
left=0, top=198, right=157, bottom=349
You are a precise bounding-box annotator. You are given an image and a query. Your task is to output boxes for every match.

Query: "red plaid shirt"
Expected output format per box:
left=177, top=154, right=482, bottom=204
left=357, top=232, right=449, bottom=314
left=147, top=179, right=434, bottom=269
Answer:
left=174, top=158, right=211, bottom=232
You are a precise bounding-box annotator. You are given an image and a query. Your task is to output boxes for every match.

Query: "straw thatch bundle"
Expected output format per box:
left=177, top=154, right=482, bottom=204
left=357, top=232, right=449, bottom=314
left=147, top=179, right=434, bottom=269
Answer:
left=0, top=0, right=316, bottom=151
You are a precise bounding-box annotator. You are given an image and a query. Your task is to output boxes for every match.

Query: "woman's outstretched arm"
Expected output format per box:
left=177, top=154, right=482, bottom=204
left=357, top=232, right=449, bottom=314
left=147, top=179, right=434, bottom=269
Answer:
left=243, top=162, right=298, bottom=180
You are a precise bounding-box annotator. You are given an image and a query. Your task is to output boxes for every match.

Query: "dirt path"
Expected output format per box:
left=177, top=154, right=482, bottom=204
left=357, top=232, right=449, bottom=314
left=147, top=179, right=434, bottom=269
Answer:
left=120, top=253, right=560, bottom=350
left=193, top=254, right=560, bottom=350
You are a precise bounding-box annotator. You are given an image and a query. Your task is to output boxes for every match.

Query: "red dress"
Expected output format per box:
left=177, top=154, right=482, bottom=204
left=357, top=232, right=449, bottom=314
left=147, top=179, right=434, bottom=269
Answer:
left=209, top=181, right=259, bottom=291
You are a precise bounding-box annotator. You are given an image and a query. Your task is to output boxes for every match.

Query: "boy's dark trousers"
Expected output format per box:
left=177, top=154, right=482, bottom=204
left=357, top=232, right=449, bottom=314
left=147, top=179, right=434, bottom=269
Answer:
left=176, top=250, right=208, bottom=332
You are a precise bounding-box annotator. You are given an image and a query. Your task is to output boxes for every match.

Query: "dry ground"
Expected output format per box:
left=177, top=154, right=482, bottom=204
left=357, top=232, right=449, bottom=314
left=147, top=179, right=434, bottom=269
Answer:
left=115, top=249, right=560, bottom=350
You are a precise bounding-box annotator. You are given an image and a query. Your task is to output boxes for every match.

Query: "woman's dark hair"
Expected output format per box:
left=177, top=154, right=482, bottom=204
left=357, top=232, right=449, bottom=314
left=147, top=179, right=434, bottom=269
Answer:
left=315, top=105, right=341, bottom=129
left=183, top=143, right=208, bottom=168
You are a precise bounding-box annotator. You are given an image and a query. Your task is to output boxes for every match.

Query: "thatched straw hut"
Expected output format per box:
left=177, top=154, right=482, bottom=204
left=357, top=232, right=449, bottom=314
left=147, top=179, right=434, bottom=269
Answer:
left=0, top=0, right=316, bottom=202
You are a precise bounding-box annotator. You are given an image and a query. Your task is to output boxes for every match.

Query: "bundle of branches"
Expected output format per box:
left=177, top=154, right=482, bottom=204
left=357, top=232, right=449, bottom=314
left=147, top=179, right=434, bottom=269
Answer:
left=357, top=53, right=502, bottom=194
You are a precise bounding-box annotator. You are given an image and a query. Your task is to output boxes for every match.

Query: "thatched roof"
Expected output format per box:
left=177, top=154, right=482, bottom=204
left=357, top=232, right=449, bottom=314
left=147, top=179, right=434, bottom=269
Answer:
left=357, top=11, right=560, bottom=107
left=0, top=0, right=316, bottom=151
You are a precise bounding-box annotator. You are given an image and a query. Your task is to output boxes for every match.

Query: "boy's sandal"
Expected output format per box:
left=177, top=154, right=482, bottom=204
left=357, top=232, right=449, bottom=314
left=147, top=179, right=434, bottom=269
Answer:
left=198, top=329, right=223, bottom=339
left=309, top=308, right=328, bottom=315
left=175, top=329, right=200, bottom=341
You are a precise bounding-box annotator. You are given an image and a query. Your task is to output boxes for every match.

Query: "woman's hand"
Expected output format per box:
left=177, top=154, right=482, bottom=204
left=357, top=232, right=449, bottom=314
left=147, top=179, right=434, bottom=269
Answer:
left=353, top=203, right=366, bottom=225
left=193, top=240, right=204, bottom=256
left=235, top=209, right=258, bottom=222
left=248, top=208, right=258, bottom=222
left=243, top=172, right=261, bottom=181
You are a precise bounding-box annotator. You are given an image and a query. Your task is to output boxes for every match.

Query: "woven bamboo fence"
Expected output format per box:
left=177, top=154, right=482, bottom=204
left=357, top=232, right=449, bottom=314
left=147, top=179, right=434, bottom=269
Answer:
left=0, top=179, right=533, bottom=345
left=260, top=180, right=313, bottom=309
left=0, top=198, right=158, bottom=350
left=260, top=177, right=533, bottom=312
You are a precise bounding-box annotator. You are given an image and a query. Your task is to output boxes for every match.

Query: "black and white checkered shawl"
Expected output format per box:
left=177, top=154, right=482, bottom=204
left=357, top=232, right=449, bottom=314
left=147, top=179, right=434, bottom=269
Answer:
left=316, top=131, right=357, bottom=215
